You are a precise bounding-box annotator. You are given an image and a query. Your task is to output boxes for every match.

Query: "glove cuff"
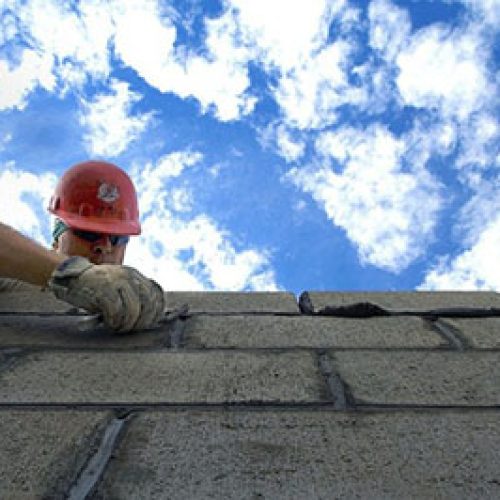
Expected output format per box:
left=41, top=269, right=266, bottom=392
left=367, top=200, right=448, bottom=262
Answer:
left=48, top=256, right=93, bottom=293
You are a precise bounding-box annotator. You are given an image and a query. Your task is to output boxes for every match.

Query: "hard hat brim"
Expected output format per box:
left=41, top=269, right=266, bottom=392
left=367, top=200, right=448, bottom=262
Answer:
left=55, top=211, right=141, bottom=236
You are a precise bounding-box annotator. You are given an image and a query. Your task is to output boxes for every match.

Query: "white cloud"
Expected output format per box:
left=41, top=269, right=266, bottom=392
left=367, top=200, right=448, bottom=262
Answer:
left=111, top=1, right=176, bottom=84
left=169, top=188, right=193, bottom=213
left=0, top=133, right=12, bottom=151
left=0, top=49, right=54, bottom=111
left=453, top=179, right=500, bottom=248
left=79, top=79, right=153, bottom=157
left=223, top=0, right=363, bottom=129
left=276, top=125, right=305, bottom=163
left=128, top=151, right=278, bottom=291
left=461, top=0, right=500, bottom=26
left=275, top=41, right=365, bottom=129
left=132, top=151, right=203, bottom=216
left=396, top=25, right=491, bottom=120
left=3, top=0, right=255, bottom=121
left=368, top=0, right=411, bottom=62
left=456, top=112, right=499, bottom=172
left=112, top=2, right=256, bottom=121
left=287, top=124, right=442, bottom=272
left=181, top=11, right=256, bottom=121
left=19, top=0, right=113, bottom=78
left=420, top=170, right=500, bottom=292
left=218, top=0, right=365, bottom=127
left=119, top=0, right=362, bottom=126
left=365, top=0, right=499, bottom=192
left=1, top=0, right=364, bottom=125
left=0, top=0, right=114, bottom=109
left=366, top=0, right=497, bottom=125
left=230, top=0, right=347, bottom=72
left=0, top=162, right=56, bottom=246
left=420, top=215, right=500, bottom=291
left=365, top=0, right=499, bottom=168
left=258, top=123, right=305, bottom=162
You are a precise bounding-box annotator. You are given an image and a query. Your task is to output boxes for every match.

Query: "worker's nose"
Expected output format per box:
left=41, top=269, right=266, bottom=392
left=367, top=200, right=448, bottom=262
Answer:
left=93, top=236, right=113, bottom=254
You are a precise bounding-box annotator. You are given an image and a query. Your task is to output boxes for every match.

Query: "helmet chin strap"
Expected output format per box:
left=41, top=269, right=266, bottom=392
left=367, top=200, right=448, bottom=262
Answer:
left=52, top=219, right=69, bottom=243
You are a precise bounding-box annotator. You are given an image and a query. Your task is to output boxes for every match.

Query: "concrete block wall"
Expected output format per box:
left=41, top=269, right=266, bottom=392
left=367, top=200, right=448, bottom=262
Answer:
left=0, top=289, right=499, bottom=499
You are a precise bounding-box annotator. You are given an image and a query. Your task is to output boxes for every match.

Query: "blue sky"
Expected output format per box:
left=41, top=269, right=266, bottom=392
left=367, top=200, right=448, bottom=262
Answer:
left=0, top=0, right=499, bottom=294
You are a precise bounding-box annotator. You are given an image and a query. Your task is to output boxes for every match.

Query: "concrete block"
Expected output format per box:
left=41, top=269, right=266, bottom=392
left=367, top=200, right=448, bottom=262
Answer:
left=97, top=410, right=500, bottom=500
left=333, top=351, right=500, bottom=405
left=445, top=318, right=500, bottom=349
left=0, top=290, right=74, bottom=313
left=0, top=315, right=169, bottom=348
left=302, top=291, right=500, bottom=312
left=0, top=410, right=110, bottom=499
left=184, top=315, right=445, bottom=348
left=165, top=291, right=299, bottom=313
left=0, top=351, right=322, bottom=403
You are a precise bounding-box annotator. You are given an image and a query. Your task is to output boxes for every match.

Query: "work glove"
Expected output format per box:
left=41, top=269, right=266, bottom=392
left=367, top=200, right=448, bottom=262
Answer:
left=47, top=256, right=165, bottom=333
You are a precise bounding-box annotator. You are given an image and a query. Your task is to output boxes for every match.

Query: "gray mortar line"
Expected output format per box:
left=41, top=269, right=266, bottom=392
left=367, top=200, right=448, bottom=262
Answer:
left=0, top=401, right=338, bottom=410
left=317, top=351, right=353, bottom=410
left=298, top=291, right=314, bottom=314
left=0, top=308, right=190, bottom=317
left=353, top=403, right=500, bottom=411
left=426, top=318, right=470, bottom=351
left=4, top=307, right=500, bottom=319
left=168, top=318, right=187, bottom=348
left=181, top=311, right=301, bottom=317
left=1, top=401, right=498, bottom=412
left=67, top=413, right=131, bottom=500
left=0, top=311, right=89, bottom=317
left=1, top=346, right=496, bottom=355
left=124, top=346, right=475, bottom=353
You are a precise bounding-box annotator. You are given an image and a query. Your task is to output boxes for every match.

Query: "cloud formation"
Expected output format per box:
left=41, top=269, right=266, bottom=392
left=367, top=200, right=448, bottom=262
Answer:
left=420, top=216, right=500, bottom=291
left=288, top=125, right=442, bottom=272
left=128, top=152, right=278, bottom=291
left=0, top=0, right=499, bottom=291
left=0, top=163, right=56, bottom=246
left=420, top=178, right=500, bottom=290
left=79, top=79, right=153, bottom=157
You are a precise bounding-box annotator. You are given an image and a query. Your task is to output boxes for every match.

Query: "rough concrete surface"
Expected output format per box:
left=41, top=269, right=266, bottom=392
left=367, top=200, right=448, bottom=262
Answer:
left=184, top=314, right=445, bottom=348
left=0, top=410, right=111, bottom=499
left=0, top=351, right=323, bottom=403
left=0, top=314, right=169, bottom=348
left=304, top=291, right=500, bottom=312
left=333, top=350, right=500, bottom=405
left=165, top=291, right=299, bottom=313
left=0, top=289, right=75, bottom=313
left=445, top=318, right=500, bottom=349
left=96, top=410, right=500, bottom=500
left=1, top=289, right=500, bottom=499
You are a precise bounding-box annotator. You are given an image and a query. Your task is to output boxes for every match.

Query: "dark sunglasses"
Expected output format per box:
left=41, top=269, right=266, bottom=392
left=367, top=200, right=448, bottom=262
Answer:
left=72, top=229, right=130, bottom=246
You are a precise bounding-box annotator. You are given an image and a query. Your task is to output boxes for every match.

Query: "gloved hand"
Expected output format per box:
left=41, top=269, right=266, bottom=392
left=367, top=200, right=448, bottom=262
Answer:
left=48, top=256, right=165, bottom=333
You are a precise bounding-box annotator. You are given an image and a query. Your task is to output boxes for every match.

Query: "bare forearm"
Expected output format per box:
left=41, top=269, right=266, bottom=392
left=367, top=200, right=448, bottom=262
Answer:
left=0, top=222, right=65, bottom=287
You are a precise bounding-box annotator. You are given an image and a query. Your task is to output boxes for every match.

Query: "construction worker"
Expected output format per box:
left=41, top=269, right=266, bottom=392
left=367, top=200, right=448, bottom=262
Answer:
left=0, top=160, right=165, bottom=332
left=49, top=160, right=141, bottom=265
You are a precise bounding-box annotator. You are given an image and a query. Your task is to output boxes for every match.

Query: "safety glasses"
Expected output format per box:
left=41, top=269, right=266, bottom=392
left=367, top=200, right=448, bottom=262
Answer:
left=72, top=229, right=130, bottom=246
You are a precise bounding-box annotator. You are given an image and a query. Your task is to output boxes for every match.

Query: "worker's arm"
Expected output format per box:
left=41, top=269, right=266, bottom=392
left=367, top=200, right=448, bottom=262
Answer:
left=0, top=222, right=165, bottom=332
left=0, top=222, right=65, bottom=287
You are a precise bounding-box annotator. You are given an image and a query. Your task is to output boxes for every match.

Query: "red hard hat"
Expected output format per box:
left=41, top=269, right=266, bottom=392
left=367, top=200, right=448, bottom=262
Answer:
left=48, top=160, right=141, bottom=235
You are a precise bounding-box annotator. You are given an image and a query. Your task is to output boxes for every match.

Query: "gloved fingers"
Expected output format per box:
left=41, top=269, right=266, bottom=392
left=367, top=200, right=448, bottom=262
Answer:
left=60, top=286, right=100, bottom=314
left=132, top=279, right=165, bottom=330
left=48, top=257, right=166, bottom=333
left=99, top=282, right=141, bottom=333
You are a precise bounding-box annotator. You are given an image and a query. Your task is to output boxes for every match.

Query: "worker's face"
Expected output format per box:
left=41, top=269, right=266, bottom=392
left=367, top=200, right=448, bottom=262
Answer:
left=54, top=229, right=127, bottom=265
